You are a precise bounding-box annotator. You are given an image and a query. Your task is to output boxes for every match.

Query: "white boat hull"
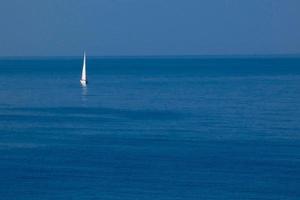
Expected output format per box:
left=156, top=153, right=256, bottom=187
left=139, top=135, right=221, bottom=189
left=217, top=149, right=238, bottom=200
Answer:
left=80, top=79, right=87, bottom=86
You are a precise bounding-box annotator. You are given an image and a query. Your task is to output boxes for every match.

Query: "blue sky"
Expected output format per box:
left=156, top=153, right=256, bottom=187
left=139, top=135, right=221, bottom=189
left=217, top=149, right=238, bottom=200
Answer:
left=0, top=0, right=299, bottom=56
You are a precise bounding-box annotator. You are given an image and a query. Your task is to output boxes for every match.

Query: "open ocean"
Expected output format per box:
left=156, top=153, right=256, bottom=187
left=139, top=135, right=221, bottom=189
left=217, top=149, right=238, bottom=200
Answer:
left=0, top=57, right=300, bottom=200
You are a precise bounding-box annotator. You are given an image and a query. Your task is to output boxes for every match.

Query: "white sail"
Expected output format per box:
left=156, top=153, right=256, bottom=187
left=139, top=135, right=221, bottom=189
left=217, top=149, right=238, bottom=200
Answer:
left=81, top=52, right=86, bottom=81
left=80, top=52, right=87, bottom=86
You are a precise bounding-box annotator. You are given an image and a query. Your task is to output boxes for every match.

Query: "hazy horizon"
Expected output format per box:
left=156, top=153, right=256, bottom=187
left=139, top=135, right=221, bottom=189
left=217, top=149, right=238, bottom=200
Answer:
left=1, top=54, right=300, bottom=59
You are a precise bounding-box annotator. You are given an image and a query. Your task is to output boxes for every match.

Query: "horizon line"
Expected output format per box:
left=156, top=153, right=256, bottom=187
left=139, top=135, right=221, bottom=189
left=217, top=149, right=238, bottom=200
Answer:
left=0, top=54, right=300, bottom=59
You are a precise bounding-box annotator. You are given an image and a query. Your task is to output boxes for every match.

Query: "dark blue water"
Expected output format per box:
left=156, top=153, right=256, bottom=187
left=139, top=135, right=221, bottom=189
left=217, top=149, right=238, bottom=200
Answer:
left=0, top=57, right=300, bottom=199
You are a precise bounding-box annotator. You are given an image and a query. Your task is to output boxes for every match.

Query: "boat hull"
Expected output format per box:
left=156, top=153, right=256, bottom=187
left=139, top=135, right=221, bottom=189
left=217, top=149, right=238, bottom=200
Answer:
left=80, top=79, right=87, bottom=86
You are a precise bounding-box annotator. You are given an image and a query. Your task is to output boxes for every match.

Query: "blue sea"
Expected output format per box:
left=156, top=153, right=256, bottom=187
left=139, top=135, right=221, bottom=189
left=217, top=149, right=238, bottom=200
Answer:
left=0, top=57, right=300, bottom=200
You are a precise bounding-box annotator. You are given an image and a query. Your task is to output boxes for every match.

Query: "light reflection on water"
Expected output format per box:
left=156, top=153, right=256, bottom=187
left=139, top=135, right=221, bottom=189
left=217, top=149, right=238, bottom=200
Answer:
left=81, top=85, right=88, bottom=106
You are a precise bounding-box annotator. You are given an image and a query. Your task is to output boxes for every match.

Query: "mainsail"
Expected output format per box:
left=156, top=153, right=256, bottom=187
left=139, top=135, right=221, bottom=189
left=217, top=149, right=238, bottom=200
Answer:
left=80, top=52, right=87, bottom=86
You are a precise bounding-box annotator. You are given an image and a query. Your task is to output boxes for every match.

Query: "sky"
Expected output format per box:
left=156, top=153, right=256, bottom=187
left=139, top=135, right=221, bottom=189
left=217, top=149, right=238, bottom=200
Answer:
left=0, top=0, right=299, bottom=56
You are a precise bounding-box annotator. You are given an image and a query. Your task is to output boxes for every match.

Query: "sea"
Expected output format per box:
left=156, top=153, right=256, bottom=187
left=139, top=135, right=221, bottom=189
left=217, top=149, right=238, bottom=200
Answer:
left=0, top=57, right=299, bottom=200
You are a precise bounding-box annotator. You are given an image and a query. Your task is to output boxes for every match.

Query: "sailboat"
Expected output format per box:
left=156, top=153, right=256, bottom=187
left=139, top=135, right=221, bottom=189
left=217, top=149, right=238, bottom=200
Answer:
left=80, top=52, right=87, bottom=86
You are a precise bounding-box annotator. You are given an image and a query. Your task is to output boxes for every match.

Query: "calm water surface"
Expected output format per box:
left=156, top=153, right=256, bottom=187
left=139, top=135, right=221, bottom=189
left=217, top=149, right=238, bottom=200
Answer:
left=0, top=57, right=300, bottom=199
